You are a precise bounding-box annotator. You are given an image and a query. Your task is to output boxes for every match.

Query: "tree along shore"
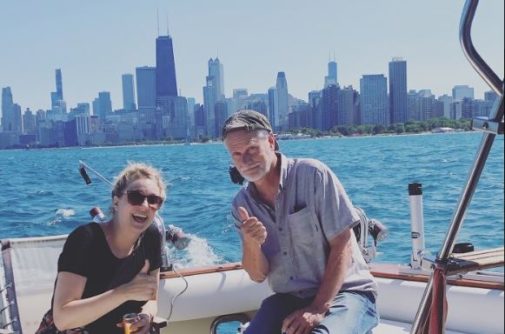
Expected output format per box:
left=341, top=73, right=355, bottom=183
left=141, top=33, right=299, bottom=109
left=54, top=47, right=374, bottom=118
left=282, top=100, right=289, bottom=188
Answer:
left=288, top=117, right=471, bottom=137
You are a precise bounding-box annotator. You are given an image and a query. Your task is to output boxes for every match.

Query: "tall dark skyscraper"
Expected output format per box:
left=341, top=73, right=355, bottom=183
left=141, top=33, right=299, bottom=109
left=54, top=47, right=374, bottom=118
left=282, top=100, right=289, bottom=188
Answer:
left=51, top=68, right=65, bottom=111
left=1, top=87, right=22, bottom=133
left=1, top=87, right=14, bottom=131
left=56, top=68, right=63, bottom=100
left=324, top=61, right=338, bottom=88
left=156, top=35, right=178, bottom=98
left=389, top=58, right=408, bottom=124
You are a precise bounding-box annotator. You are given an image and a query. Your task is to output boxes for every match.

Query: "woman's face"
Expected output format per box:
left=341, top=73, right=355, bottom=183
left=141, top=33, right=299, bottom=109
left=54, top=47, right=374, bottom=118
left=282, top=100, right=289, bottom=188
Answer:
left=113, top=177, right=163, bottom=233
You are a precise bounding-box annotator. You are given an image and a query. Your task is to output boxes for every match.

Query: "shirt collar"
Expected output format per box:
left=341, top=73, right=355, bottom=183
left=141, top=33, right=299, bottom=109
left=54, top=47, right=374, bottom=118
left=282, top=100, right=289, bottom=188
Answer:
left=277, top=153, right=288, bottom=191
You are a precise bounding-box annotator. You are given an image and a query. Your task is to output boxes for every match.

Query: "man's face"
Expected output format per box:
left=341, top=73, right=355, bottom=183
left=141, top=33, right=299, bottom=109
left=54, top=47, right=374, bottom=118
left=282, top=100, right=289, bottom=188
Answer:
left=224, top=129, right=276, bottom=183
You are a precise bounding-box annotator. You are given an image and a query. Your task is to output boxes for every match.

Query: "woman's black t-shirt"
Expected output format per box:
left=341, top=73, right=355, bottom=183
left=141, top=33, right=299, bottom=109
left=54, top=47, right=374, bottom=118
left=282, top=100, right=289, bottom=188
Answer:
left=54, top=222, right=162, bottom=333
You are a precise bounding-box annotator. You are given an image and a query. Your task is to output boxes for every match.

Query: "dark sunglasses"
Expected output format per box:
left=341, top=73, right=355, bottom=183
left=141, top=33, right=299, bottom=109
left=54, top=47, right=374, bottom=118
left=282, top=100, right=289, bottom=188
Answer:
left=126, top=190, right=164, bottom=208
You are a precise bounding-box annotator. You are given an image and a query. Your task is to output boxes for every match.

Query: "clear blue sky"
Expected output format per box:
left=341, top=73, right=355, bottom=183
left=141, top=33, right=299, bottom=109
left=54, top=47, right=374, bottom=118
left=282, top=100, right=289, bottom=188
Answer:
left=0, top=0, right=503, bottom=111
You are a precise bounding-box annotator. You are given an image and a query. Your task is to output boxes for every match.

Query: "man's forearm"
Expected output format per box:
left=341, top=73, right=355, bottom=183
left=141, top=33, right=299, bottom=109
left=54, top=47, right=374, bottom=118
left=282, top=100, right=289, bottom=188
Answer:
left=310, top=229, right=351, bottom=311
left=242, top=239, right=269, bottom=282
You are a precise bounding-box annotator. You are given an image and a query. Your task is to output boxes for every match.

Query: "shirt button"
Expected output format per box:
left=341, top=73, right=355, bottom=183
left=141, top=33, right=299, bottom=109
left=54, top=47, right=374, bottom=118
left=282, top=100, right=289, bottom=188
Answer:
left=278, top=227, right=283, bottom=231
left=290, top=276, right=294, bottom=280
left=283, top=251, right=287, bottom=255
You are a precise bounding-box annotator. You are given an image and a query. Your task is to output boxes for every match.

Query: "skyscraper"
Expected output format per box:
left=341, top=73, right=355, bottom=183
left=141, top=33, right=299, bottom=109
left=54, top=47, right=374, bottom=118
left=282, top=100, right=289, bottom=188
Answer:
left=324, top=61, right=338, bottom=88
left=93, top=92, right=112, bottom=121
left=156, top=35, right=178, bottom=98
left=1, top=87, right=13, bottom=131
left=360, top=74, right=388, bottom=126
left=267, top=87, right=277, bottom=128
left=203, top=78, right=216, bottom=137
left=275, top=72, right=289, bottom=131
left=56, top=69, right=63, bottom=100
left=452, top=85, right=474, bottom=100
left=338, top=86, right=357, bottom=126
left=389, top=58, right=408, bottom=124
left=203, top=58, right=226, bottom=137
left=51, top=69, right=65, bottom=111
left=122, top=74, right=136, bottom=111
left=208, top=58, right=224, bottom=100
left=1, top=87, right=21, bottom=133
left=136, top=66, right=156, bottom=110
left=321, top=84, right=339, bottom=130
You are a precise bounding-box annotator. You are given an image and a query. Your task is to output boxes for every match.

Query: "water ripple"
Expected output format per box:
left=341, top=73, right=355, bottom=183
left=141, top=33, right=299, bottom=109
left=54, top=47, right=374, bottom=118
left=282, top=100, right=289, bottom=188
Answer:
left=0, top=133, right=502, bottom=266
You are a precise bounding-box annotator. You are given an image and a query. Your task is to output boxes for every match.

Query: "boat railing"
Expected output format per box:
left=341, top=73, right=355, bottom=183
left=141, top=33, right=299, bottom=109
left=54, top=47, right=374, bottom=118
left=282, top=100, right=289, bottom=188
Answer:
left=410, top=0, right=504, bottom=333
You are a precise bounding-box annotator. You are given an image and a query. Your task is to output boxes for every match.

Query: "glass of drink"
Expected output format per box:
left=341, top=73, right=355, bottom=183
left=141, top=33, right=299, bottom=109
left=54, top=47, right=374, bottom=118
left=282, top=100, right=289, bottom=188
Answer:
left=123, top=313, right=138, bottom=334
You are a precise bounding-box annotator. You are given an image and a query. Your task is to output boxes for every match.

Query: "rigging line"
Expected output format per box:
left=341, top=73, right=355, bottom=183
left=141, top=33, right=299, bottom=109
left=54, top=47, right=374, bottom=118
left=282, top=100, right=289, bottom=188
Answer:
left=165, top=265, right=189, bottom=323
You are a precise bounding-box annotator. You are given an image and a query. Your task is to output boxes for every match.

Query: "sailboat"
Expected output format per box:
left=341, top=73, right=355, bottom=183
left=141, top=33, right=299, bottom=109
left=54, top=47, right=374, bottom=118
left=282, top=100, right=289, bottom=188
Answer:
left=1, top=1, right=503, bottom=333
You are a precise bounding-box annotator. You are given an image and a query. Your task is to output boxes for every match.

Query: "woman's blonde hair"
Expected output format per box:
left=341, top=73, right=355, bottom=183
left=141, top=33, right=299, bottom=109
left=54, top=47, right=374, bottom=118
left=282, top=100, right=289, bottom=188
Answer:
left=111, top=162, right=167, bottom=202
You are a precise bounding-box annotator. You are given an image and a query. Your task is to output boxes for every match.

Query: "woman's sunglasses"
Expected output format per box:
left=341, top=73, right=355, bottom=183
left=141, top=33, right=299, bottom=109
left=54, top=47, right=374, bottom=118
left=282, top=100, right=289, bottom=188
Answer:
left=126, top=190, right=164, bottom=209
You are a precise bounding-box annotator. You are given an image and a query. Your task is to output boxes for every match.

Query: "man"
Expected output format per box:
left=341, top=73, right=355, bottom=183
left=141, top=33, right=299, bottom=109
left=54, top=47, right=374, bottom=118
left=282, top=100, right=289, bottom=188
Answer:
left=222, top=110, right=379, bottom=334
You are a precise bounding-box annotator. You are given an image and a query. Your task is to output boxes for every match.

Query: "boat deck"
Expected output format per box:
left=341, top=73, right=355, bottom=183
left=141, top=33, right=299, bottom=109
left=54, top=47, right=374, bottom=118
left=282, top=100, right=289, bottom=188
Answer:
left=373, top=320, right=464, bottom=334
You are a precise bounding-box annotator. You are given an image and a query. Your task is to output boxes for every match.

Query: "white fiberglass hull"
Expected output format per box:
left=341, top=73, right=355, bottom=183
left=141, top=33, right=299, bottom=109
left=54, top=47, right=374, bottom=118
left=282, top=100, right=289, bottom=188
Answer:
left=1, top=236, right=503, bottom=334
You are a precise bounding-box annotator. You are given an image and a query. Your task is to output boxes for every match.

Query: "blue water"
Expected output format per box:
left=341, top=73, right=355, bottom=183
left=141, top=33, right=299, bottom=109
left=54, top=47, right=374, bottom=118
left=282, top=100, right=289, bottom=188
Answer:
left=0, top=132, right=503, bottom=267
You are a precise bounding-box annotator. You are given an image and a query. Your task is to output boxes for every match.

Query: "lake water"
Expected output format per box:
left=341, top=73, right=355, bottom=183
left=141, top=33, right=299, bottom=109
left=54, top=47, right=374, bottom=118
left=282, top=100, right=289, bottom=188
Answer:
left=0, top=132, right=503, bottom=267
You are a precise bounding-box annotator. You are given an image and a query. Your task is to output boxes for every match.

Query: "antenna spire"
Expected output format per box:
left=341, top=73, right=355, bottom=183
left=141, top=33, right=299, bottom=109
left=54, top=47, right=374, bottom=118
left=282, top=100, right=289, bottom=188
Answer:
left=156, top=8, right=160, bottom=36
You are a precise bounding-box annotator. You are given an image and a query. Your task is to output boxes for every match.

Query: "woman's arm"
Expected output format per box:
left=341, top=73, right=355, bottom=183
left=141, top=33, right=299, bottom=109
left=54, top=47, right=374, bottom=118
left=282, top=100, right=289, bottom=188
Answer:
left=53, top=260, right=158, bottom=330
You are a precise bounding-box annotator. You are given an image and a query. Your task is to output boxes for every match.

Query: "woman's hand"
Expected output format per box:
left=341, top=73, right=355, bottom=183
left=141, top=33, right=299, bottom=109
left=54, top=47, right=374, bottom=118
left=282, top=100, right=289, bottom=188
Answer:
left=118, top=260, right=157, bottom=301
left=116, top=313, right=152, bottom=334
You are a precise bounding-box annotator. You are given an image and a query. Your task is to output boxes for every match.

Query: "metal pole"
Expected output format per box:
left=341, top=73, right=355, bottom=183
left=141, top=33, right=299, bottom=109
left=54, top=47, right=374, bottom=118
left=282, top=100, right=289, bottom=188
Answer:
left=460, top=0, right=502, bottom=96
left=411, top=1, right=503, bottom=332
left=409, top=183, right=425, bottom=269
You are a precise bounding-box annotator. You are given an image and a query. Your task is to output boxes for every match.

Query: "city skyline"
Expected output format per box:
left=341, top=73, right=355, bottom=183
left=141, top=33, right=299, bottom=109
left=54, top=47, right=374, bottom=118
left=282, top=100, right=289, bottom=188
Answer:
left=0, top=0, right=503, bottom=111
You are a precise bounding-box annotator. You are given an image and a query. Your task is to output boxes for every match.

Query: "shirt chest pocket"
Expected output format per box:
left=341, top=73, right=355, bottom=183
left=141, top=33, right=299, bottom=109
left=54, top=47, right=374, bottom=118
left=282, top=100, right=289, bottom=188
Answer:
left=287, top=206, right=320, bottom=245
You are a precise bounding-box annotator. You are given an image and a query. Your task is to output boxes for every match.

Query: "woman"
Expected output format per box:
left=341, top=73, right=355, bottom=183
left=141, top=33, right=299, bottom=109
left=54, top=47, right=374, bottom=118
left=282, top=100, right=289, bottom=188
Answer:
left=36, top=162, right=166, bottom=334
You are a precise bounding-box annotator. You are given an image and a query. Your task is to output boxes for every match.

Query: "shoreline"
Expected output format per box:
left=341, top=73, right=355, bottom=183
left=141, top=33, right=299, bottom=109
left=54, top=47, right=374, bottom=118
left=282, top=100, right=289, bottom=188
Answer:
left=0, top=130, right=481, bottom=152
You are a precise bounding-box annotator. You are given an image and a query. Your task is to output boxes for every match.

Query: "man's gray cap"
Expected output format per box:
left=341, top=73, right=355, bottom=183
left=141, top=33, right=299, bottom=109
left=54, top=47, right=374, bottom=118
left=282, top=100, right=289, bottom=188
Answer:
left=222, top=110, right=273, bottom=139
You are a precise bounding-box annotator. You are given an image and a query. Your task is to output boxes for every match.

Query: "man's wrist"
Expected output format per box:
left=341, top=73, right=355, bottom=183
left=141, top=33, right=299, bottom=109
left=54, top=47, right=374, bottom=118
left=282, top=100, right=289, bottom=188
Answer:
left=309, top=301, right=330, bottom=314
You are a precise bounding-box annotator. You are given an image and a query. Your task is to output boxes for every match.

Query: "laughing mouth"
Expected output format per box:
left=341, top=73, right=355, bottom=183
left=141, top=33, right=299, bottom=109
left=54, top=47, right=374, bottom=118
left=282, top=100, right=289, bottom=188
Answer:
left=132, top=213, right=148, bottom=223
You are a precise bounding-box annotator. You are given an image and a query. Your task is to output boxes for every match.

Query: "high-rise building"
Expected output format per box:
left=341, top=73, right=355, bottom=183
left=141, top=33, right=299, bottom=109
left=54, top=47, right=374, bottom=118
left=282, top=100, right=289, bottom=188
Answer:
left=56, top=69, right=63, bottom=100
left=122, top=74, right=136, bottom=111
left=93, top=92, right=112, bottom=121
left=324, top=61, right=338, bottom=88
left=389, top=58, right=408, bottom=124
left=1, top=87, right=22, bottom=133
left=360, top=74, right=388, bottom=126
left=156, top=96, right=188, bottom=139
left=484, top=91, right=498, bottom=104
left=214, top=100, right=228, bottom=135
left=136, top=66, right=156, bottom=110
left=308, top=90, right=322, bottom=130
left=1, top=87, right=13, bottom=131
left=321, top=84, right=339, bottom=130
left=23, top=108, right=36, bottom=135
left=438, top=95, right=453, bottom=119
left=203, top=58, right=226, bottom=137
left=267, top=87, right=277, bottom=128
left=208, top=58, right=224, bottom=100
left=156, top=35, right=178, bottom=98
left=417, top=90, right=435, bottom=121
left=51, top=69, right=65, bottom=111
left=275, top=72, right=289, bottom=131
left=452, top=85, right=474, bottom=100
left=338, top=86, right=357, bottom=126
